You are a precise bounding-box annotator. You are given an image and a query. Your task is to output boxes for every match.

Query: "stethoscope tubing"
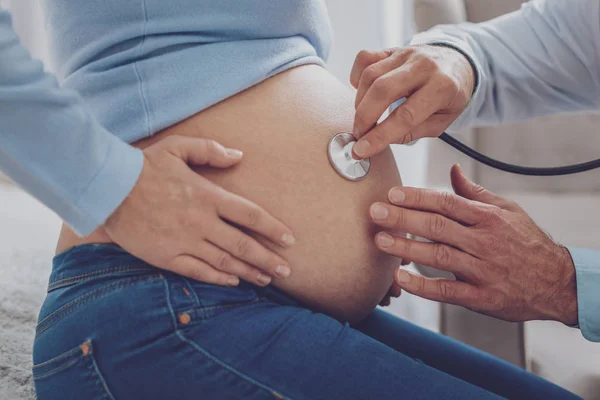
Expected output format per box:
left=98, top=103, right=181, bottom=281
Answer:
left=439, top=132, right=600, bottom=176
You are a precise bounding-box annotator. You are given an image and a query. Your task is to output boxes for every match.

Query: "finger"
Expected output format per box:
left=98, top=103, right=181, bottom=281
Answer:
left=451, top=164, right=518, bottom=211
left=375, top=233, right=482, bottom=281
left=168, top=254, right=239, bottom=287
left=354, top=49, right=412, bottom=109
left=385, top=186, right=489, bottom=226
left=210, top=222, right=291, bottom=279
left=353, top=82, right=449, bottom=159
left=215, top=190, right=296, bottom=248
left=390, top=282, right=402, bottom=297
left=165, top=136, right=243, bottom=168
left=350, top=48, right=396, bottom=89
left=379, top=296, right=391, bottom=307
left=370, top=202, right=474, bottom=248
left=407, top=114, right=455, bottom=142
left=394, top=269, right=481, bottom=309
left=353, top=62, right=428, bottom=142
left=400, top=258, right=411, bottom=266
left=196, top=242, right=273, bottom=286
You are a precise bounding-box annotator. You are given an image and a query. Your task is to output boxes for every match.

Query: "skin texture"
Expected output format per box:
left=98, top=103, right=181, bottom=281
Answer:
left=372, top=165, right=578, bottom=326
left=349, top=45, right=475, bottom=158
left=102, top=137, right=295, bottom=287
left=57, top=65, right=402, bottom=323
left=349, top=44, right=578, bottom=326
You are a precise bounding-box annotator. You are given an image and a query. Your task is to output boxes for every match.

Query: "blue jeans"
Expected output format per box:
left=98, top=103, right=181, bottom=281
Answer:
left=33, top=244, right=579, bottom=400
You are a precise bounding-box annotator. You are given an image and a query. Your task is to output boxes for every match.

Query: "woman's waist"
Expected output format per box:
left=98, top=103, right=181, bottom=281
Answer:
left=56, top=65, right=402, bottom=322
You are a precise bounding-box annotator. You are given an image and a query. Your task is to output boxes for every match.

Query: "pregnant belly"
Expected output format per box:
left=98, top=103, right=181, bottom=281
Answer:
left=56, top=65, right=402, bottom=322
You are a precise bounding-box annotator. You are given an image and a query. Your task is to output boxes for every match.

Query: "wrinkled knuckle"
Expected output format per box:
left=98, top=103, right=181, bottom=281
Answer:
left=372, top=77, right=393, bottom=99
left=413, top=189, right=425, bottom=207
left=472, top=183, right=487, bottom=195
left=216, top=252, right=232, bottom=271
left=484, top=207, right=503, bottom=226
left=393, top=105, right=417, bottom=128
left=483, top=291, right=503, bottom=312
left=433, top=244, right=451, bottom=267
left=362, top=65, right=380, bottom=85
left=439, top=191, right=457, bottom=214
left=370, top=126, right=390, bottom=145
left=438, top=75, right=460, bottom=92
left=236, top=237, right=251, bottom=256
left=415, top=275, right=426, bottom=294
left=401, top=239, right=412, bottom=255
left=246, top=206, right=262, bottom=227
left=428, top=214, right=447, bottom=238
left=393, top=208, right=406, bottom=227
left=439, top=281, right=455, bottom=302
left=478, top=234, right=502, bottom=256
left=417, top=55, right=438, bottom=73
left=356, top=49, right=372, bottom=63
left=402, top=46, right=417, bottom=57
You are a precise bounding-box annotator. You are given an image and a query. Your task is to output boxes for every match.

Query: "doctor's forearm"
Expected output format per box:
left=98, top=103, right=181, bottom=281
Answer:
left=411, top=0, right=600, bottom=130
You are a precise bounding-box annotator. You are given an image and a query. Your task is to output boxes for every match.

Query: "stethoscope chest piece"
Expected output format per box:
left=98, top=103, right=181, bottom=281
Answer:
left=327, top=132, right=371, bottom=181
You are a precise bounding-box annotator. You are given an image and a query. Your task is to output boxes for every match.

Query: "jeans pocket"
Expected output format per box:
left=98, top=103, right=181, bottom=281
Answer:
left=33, top=340, right=115, bottom=400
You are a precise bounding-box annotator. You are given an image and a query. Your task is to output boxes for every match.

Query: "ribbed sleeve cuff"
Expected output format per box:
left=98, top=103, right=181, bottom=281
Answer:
left=70, top=139, right=144, bottom=236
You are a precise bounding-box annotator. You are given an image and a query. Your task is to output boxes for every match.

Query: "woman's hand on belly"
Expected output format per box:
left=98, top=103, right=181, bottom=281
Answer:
left=102, top=135, right=296, bottom=287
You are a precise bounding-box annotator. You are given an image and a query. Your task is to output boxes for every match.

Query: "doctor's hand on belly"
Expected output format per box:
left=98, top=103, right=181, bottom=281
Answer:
left=351, top=45, right=578, bottom=325
left=102, top=136, right=295, bottom=287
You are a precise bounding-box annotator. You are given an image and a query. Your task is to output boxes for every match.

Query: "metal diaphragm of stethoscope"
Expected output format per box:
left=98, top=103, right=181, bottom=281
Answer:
left=327, top=131, right=600, bottom=181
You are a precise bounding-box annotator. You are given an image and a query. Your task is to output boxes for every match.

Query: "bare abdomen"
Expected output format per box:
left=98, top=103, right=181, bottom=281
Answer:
left=57, top=65, right=402, bottom=322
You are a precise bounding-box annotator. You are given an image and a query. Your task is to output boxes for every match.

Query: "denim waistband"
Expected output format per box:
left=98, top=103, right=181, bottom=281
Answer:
left=49, top=244, right=155, bottom=291
left=49, top=244, right=302, bottom=307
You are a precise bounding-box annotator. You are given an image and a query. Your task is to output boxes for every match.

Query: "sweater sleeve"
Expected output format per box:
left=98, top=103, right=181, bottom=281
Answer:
left=0, top=8, right=143, bottom=235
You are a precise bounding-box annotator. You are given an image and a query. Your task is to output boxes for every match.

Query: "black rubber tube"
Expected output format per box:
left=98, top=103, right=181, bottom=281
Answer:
left=439, top=132, right=600, bottom=176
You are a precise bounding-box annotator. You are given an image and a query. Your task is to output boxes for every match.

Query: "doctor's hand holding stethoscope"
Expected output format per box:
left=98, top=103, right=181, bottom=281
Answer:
left=351, top=44, right=579, bottom=327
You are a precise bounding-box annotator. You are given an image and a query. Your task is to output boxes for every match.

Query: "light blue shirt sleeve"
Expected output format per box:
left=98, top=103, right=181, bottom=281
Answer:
left=410, top=0, right=600, bottom=341
left=0, top=9, right=143, bottom=236
left=567, top=248, right=600, bottom=342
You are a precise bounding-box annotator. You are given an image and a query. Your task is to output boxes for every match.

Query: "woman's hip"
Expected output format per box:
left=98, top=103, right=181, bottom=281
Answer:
left=33, top=245, right=513, bottom=400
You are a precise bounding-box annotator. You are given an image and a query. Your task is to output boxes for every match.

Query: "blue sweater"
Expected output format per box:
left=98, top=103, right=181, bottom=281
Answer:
left=0, top=1, right=331, bottom=234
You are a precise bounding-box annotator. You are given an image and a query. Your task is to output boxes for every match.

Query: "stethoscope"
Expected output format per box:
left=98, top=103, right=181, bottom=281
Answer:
left=327, top=132, right=600, bottom=181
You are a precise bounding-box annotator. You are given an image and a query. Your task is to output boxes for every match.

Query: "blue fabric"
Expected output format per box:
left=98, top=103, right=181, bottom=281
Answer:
left=567, top=248, right=600, bottom=342
left=411, top=0, right=600, bottom=342
left=39, top=0, right=332, bottom=143
left=0, top=1, right=331, bottom=235
left=0, top=9, right=143, bottom=235
left=32, top=244, right=579, bottom=400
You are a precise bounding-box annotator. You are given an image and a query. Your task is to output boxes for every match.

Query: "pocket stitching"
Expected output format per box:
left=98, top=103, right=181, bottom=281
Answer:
left=36, top=275, right=162, bottom=338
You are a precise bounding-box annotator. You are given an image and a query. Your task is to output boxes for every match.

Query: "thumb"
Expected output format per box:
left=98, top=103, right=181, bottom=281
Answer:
left=161, top=136, right=243, bottom=168
left=450, top=164, right=506, bottom=207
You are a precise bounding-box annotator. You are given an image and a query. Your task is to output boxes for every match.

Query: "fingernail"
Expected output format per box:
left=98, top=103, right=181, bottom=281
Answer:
left=377, top=232, right=395, bottom=248
left=353, top=139, right=371, bottom=157
left=228, top=277, right=240, bottom=286
left=226, top=148, right=243, bottom=158
left=371, top=204, right=389, bottom=220
left=396, top=270, right=412, bottom=284
left=257, top=274, right=272, bottom=286
left=281, top=233, right=296, bottom=247
left=275, top=265, right=291, bottom=279
left=389, top=188, right=406, bottom=204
